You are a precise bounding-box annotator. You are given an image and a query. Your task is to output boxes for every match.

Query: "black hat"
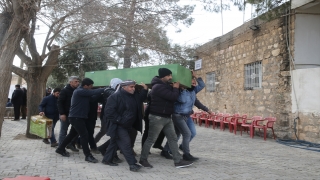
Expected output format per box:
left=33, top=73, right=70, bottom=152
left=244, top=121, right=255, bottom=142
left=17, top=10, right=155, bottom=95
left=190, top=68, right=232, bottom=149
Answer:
left=158, top=68, right=172, bottom=78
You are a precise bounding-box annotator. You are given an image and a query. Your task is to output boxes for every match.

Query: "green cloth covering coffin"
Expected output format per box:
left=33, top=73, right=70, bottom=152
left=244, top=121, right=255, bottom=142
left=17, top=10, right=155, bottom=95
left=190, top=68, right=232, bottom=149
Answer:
left=85, top=64, right=192, bottom=88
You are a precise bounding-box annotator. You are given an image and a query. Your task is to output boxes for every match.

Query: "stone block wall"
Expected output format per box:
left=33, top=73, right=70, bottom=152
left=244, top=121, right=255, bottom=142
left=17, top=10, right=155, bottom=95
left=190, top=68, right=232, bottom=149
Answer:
left=195, top=16, right=294, bottom=139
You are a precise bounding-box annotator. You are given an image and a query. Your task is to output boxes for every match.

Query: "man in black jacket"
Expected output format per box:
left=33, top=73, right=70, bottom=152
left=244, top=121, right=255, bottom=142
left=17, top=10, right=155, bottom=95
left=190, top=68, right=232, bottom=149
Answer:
left=57, top=76, right=79, bottom=151
left=102, top=80, right=147, bottom=172
left=56, top=78, right=104, bottom=163
left=11, top=84, right=23, bottom=121
left=139, top=68, right=193, bottom=168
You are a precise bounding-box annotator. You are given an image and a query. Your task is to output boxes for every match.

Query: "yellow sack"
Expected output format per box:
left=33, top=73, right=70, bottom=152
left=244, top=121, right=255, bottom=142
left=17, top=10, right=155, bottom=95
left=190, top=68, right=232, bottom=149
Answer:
left=29, top=115, right=53, bottom=138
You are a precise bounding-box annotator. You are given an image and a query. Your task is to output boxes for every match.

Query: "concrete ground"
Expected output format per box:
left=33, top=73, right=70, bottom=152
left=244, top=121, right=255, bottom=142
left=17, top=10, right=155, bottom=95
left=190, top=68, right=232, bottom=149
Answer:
left=1, top=118, right=319, bottom=180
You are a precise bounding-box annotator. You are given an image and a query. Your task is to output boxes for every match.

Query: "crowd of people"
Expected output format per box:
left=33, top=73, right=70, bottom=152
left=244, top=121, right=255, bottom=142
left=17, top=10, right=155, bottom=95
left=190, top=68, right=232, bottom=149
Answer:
left=12, top=67, right=213, bottom=172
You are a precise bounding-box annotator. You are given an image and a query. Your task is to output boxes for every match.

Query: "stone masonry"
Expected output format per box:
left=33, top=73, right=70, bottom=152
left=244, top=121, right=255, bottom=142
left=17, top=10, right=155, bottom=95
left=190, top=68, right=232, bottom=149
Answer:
left=195, top=16, right=295, bottom=140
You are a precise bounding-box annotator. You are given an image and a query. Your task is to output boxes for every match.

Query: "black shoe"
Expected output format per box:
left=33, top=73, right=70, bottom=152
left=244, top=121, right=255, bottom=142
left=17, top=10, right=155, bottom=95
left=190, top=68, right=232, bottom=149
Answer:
left=11, top=119, right=20, bottom=121
left=152, top=145, right=164, bottom=150
left=21, top=117, right=26, bottom=119
left=179, top=144, right=183, bottom=151
left=102, top=160, right=118, bottom=166
left=139, top=160, right=153, bottom=168
left=130, top=163, right=142, bottom=172
left=85, top=155, right=98, bottom=163
left=43, top=139, right=50, bottom=144
left=91, top=148, right=100, bottom=154
left=113, top=155, right=122, bottom=163
left=66, top=144, right=79, bottom=152
left=183, top=153, right=199, bottom=161
left=174, top=159, right=193, bottom=168
left=160, top=150, right=173, bottom=159
left=51, top=142, right=58, bottom=147
left=55, top=148, right=70, bottom=157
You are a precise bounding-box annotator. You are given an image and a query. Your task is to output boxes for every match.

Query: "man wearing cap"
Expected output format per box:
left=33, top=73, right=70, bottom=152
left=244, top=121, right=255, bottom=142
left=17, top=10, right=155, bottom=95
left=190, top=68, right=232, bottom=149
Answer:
left=11, top=84, right=24, bottom=121
left=102, top=80, right=147, bottom=172
left=139, top=68, right=193, bottom=168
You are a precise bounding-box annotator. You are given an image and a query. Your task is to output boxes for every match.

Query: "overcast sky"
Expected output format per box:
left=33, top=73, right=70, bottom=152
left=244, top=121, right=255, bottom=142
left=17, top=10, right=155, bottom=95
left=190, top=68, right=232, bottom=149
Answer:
left=166, top=1, right=254, bottom=46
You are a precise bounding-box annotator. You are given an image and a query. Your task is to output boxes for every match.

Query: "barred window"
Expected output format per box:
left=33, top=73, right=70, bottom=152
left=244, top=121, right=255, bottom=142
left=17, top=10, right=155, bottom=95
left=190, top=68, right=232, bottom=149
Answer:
left=206, top=72, right=215, bottom=92
left=244, top=61, right=262, bottom=90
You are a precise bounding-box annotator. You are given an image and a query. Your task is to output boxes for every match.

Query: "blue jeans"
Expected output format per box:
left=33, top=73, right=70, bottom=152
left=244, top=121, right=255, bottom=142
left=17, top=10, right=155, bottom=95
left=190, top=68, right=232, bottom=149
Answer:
left=186, top=116, right=196, bottom=142
left=164, top=114, right=191, bottom=154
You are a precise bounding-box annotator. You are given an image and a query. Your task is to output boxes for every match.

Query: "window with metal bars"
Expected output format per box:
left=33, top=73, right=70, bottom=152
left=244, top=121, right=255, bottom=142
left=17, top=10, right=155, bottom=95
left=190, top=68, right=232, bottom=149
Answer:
left=206, top=72, right=215, bottom=92
left=244, top=61, right=262, bottom=90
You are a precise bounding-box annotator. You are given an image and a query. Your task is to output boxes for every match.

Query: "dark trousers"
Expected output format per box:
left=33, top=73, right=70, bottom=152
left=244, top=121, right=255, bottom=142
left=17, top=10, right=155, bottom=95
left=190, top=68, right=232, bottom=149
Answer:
left=20, top=105, right=26, bottom=119
left=103, top=126, right=137, bottom=165
left=85, top=120, right=97, bottom=149
left=142, top=117, right=165, bottom=148
left=58, top=117, right=91, bottom=157
left=13, top=103, right=21, bottom=120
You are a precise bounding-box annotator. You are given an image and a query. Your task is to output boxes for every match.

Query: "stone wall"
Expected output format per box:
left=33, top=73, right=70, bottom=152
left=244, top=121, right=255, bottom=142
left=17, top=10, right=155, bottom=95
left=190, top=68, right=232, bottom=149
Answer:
left=195, top=16, right=295, bottom=139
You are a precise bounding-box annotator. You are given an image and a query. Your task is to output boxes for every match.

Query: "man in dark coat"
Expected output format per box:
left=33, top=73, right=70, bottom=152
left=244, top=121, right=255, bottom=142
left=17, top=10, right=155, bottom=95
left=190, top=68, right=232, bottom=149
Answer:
left=57, top=76, right=80, bottom=151
left=56, top=78, right=104, bottom=163
left=39, top=88, right=61, bottom=147
left=11, top=84, right=24, bottom=121
left=102, top=80, right=147, bottom=172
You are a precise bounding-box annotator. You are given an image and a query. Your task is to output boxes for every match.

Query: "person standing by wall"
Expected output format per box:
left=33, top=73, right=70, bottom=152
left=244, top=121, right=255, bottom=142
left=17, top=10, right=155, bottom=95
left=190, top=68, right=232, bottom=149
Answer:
left=11, top=84, right=23, bottom=121
left=39, top=88, right=61, bottom=147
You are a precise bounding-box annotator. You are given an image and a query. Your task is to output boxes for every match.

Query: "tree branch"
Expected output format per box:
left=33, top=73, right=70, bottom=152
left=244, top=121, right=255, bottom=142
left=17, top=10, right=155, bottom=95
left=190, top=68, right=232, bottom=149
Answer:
left=12, top=65, right=28, bottom=80
left=41, top=45, right=60, bottom=78
left=16, top=46, right=33, bottom=65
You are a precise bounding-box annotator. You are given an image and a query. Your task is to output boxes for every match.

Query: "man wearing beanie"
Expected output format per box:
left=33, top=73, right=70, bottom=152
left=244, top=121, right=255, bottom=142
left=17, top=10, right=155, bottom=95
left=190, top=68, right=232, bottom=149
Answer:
left=140, top=68, right=193, bottom=168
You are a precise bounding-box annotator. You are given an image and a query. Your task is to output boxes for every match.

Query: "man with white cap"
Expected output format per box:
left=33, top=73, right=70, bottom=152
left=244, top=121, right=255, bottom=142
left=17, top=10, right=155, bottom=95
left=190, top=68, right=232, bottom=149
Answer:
left=102, top=80, right=148, bottom=172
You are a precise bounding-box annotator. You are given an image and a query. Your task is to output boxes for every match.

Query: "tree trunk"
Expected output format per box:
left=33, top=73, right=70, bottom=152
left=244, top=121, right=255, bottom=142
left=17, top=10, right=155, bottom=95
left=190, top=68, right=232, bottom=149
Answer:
left=0, top=18, right=25, bottom=137
left=25, top=73, right=46, bottom=138
left=0, top=12, right=12, bottom=46
left=123, top=0, right=137, bottom=68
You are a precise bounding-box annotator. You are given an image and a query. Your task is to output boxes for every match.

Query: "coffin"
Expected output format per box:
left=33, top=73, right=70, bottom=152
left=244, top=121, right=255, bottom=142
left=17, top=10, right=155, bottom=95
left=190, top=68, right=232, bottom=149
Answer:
left=85, top=64, right=192, bottom=88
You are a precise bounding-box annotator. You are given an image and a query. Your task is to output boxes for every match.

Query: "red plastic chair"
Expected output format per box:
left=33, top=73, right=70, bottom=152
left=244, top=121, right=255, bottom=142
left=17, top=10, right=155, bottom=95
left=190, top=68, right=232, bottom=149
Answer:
left=230, top=114, right=247, bottom=135
left=253, top=117, right=277, bottom=140
left=224, top=113, right=240, bottom=132
left=220, top=113, right=231, bottom=131
left=206, top=112, right=215, bottom=128
left=199, top=112, right=209, bottom=127
left=3, top=176, right=50, bottom=180
left=190, top=111, right=201, bottom=124
left=213, top=113, right=224, bottom=130
left=240, top=116, right=262, bottom=138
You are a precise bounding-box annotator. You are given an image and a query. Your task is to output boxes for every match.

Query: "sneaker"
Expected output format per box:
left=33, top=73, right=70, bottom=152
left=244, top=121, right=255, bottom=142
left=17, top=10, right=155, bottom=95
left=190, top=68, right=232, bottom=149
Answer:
left=113, top=155, right=122, bottom=163
left=85, top=155, right=98, bottom=163
left=183, top=153, right=199, bottom=161
left=66, top=144, right=79, bottom=152
left=174, top=159, right=193, bottom=168
left=91, top=148, right=100, bottom=154
left=42, top=139, right=50, bottom=144
left=55, top=148, right=70, bottom=157
left=51, top=142, right=58, bottom=147
left=160, top=150, right=173, bottom=159
left=102, top=160, right=118, bottom=166
left=139, top=160, right=153, bottom=168
left=130, top=163, right=142, bottom=172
